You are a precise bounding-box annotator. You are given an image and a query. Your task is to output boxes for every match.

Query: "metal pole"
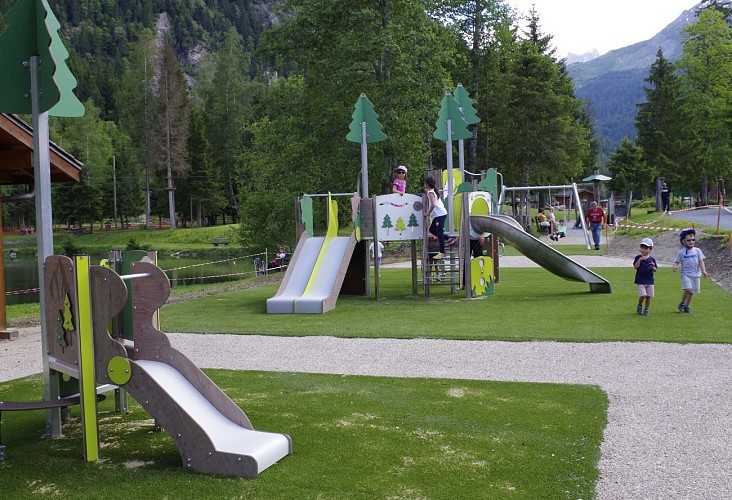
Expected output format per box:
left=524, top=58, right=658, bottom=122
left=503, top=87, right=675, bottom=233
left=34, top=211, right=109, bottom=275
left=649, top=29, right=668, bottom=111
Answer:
left=112, top=155, right=117, bottom=230
left=30, top=55, right=62, bottom=437
left=446, top=120, right=455, bottom=234
left=361, top=121, right=369, bottom=198
left=572, top=182, right=591, bottom=249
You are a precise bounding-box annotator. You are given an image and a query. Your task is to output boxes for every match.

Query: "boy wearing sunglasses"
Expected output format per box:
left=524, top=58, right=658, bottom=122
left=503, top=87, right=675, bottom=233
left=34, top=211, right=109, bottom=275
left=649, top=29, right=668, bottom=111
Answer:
left=672, top=229, right=708, bottom=313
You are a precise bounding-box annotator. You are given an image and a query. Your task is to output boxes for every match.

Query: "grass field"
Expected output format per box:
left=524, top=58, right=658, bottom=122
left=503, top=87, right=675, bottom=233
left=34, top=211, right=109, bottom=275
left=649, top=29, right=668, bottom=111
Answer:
left=160, top=267, right=732, bottom=344
left=0, top=370, right=606, bottom=499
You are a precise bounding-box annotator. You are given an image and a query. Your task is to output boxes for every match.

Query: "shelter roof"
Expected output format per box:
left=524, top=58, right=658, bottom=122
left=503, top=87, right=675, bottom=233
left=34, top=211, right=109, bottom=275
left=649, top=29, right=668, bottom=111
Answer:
left=582, top=173, right=612, bottom=182
left=0, top=113, right=82, bottom=185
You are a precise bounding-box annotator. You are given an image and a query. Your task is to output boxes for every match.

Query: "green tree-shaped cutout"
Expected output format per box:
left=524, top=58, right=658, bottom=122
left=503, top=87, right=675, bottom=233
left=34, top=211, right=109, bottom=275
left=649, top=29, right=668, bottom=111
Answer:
left=346, top=93, right=387, bottom=143
left=0, top=0, right=84, bottom=116
left=433, top=92, right=470, bottom=142
left=381, top=214, right=393, bottom=234
left=408, top=213, right=419, bottom=232
left=395, top=216, right=407, bottom=233
left=453, top=83, right=481, bottom=125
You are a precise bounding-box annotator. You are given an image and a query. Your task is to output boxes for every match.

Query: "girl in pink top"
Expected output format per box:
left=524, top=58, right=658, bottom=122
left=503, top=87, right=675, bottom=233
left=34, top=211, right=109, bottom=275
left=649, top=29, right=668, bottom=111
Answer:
left=393, top=165, right=407, bottom=195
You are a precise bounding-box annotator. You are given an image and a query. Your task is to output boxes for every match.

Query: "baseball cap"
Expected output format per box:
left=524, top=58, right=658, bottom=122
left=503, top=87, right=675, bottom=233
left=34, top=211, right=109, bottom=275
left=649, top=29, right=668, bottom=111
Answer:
left=396, top=165, right=407, bottom=173
left=640, top=237, right=653, bottom=247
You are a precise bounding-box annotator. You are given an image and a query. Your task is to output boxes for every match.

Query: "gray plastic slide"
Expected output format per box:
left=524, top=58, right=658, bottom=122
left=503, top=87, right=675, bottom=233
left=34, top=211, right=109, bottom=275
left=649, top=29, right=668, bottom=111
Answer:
left=130, top=359, right=291, bottom=475
left=266, top=235, right=324, bottom=313
left=294, top=235, right=355, bottom=313
left=470, top=214, right=611, bottom=293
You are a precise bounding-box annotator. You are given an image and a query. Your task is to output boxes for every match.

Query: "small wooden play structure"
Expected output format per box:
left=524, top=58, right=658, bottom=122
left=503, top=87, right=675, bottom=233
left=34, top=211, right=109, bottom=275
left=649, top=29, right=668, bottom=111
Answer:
left=2, top=253, right=291, bottom=477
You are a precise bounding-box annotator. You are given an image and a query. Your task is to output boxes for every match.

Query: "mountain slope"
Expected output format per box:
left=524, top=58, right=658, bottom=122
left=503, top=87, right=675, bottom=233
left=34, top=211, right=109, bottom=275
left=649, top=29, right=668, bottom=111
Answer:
left=568, top=4, right=699, bottom=158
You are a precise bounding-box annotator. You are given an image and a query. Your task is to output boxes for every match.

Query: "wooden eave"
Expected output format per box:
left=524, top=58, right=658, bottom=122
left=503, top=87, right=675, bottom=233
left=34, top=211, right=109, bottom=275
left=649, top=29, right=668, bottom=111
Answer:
left=0, top=113, right=83, bottom=185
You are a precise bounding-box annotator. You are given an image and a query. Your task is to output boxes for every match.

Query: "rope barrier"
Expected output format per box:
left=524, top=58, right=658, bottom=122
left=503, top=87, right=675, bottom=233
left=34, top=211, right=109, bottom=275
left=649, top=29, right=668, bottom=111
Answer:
left=162, top=251, right=267, bottom=272
left=5, top=288, right=39, bottom=296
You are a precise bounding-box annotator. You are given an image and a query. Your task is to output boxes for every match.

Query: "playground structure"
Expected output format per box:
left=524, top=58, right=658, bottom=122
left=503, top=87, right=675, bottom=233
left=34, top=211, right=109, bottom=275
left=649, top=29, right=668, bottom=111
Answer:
left=266, top=168, right=611, bottom=314
left=2, top=252, right=291, bottom=477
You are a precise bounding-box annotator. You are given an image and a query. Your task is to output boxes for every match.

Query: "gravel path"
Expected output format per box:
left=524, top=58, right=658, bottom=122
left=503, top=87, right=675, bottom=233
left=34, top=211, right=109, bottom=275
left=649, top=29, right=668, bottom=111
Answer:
left=3, top=329, right=730, bottom=499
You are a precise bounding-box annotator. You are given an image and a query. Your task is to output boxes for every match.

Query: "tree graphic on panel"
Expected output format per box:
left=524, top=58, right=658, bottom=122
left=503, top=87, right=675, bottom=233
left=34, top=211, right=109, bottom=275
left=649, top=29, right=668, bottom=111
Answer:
left=395, top=216, right=407, bottom=234
left=381, top=214, right=393, bottom=235
left=408, top=213, right=419, bottom=232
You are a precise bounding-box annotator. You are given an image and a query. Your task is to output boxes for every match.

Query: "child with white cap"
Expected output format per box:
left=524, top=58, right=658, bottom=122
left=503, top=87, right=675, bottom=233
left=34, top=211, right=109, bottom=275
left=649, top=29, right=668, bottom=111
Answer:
left=633, top=237, right=657, bottom=316
left=393, top=165, right=408, bottom=195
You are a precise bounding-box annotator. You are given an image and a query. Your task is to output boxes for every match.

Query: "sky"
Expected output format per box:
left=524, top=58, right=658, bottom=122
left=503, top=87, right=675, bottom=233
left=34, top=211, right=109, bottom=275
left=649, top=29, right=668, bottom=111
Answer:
left=507, top=1, right=700, bottom=56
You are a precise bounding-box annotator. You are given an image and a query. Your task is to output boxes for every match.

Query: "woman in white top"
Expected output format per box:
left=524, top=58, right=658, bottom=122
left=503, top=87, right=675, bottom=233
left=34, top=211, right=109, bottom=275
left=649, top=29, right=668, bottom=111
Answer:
left=423, top=176, right=448, bottom=258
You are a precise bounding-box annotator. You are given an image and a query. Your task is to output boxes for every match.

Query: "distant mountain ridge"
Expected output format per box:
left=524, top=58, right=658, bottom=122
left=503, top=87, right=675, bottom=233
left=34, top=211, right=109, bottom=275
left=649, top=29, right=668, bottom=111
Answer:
left=567, top=4, right=699, bottom=160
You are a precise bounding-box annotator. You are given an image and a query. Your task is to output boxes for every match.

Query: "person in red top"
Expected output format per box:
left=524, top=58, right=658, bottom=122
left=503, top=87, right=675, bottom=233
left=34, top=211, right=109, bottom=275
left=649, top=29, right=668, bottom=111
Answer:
left=585, top=201, right=605, bottom=250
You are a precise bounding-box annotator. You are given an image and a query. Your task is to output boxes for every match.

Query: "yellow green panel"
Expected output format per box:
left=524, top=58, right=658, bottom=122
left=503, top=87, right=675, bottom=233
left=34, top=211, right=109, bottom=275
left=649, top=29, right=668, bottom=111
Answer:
left=470, top=256, right=495, bottom=297
left=300, top=193, right=338, bottom=303
left=107, top=356, right=132, bottom=385
left=470, top=196, right=490, bottom=216
left=74, top=255, right=99, bottom=462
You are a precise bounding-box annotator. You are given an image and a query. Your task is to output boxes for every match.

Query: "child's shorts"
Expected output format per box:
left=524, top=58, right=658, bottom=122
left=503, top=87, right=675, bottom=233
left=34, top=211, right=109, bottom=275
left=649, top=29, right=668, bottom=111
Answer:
left=637, top=284, right=654, bottom=297
left=680, top=275, right=701, bottom=293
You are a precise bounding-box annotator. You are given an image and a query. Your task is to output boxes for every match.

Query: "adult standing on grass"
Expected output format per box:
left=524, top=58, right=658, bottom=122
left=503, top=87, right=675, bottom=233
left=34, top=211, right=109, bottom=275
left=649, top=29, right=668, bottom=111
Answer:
left=585, top=201, right=605, bottom=250
left=672, top=229, right=708, bottom=313
left=633, top=237, right=657, bottom=316
left=423, top=176, right=448, bottom=259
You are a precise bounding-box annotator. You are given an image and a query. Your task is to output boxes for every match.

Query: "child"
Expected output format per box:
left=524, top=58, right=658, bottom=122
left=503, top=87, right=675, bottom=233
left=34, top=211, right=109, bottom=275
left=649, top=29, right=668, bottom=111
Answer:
left=550, top=220, right=567, bottom=241
left=423, top=176, right=448, bottom=259
left=393, top=165, right=407, bottom=195
left=633, top=237, right=657, bottom=316
left=369, top=240, right=384, bottom=271
left=672, top=229, right=707, bottom=313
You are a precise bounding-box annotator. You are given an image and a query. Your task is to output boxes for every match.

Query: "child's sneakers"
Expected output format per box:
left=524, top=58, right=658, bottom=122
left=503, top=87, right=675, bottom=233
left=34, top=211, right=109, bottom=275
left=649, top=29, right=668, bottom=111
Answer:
left=446, top=237, right=457, bottom=246
left=677, top=302, right=686, bottom=313
left=684, top=306, right=691, bottom=314
left=643, top=309, right=650, bottom=316
left=636, top=304, right=643, bottom=315
left=433, top=252, right=444, bottom=259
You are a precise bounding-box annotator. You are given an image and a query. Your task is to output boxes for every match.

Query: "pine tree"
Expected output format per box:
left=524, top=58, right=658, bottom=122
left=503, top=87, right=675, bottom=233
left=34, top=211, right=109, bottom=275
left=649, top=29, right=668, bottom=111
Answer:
left=635, top=49, right=688, bottom=191
left=155, top=37, right=190, bottom=229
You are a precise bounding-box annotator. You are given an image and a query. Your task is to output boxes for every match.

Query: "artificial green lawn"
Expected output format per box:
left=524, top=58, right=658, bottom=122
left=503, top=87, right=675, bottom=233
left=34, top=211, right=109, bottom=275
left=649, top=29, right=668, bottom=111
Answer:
left=161, top=267, right=732, bottom=343
left=0, top=371, right=606, bottom=499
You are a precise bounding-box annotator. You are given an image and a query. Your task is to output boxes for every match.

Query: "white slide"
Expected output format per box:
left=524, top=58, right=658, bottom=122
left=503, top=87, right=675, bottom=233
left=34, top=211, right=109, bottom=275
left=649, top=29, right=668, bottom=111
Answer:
left=131, top=360, right=290, bottom=475
left=294, top=235, right=355, bottom=313
left=471, top=214, right=612, bottom=293
left=266, top=235, right=324, bottom=313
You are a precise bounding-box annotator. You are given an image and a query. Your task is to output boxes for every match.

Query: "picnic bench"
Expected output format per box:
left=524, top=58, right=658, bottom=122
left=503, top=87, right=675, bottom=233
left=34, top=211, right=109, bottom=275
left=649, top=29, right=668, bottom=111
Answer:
left=534, top=216, right=550, bottom=234
left=212, top=237, right=230, bottom=246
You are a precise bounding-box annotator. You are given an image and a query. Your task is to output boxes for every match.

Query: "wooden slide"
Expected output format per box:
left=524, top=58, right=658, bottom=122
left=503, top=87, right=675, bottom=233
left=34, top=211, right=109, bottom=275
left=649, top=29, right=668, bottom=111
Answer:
left=88, top=259, right=291, bottom=477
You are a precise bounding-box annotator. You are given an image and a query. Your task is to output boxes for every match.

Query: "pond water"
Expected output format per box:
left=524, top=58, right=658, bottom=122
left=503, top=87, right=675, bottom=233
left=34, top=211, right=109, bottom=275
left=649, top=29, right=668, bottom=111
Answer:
left=3, top=253, right=267, bottom=305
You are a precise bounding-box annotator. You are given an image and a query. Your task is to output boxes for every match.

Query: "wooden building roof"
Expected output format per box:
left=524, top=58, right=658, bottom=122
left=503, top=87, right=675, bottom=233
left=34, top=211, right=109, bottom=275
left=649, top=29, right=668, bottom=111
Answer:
left=0, top=113, right=82, bottom=185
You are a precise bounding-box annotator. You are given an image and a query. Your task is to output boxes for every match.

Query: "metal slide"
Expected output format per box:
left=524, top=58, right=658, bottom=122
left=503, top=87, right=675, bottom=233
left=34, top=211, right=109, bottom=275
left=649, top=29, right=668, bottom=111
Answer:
left=293, top=234, right=356, bottom=313
left=267, top=194, right=357, bottom=314
left=266, top=234, right=325, bottom=313
left=470, top=214, right=611, bottom=293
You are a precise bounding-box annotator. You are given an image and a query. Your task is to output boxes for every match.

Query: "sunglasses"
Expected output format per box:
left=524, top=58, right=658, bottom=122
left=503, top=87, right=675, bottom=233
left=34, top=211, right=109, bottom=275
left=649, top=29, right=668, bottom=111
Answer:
left=397, top=171, right=406, bottom=174
left=685, top=238, right=696, bottom=242
left=640, top=245, right=651, bottom=249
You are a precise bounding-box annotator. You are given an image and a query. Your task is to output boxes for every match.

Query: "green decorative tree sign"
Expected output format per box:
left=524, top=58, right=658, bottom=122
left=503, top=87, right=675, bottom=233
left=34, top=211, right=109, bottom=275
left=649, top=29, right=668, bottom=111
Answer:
left=347, top=93, right=387, bottom=198
left=0, top=0, right=84, bottom=116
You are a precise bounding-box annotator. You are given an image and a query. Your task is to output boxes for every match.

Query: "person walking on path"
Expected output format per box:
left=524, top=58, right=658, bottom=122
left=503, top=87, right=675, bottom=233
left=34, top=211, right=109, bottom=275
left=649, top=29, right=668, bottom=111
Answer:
left=633, top=237, right=657, bottom=316
left=423, top=176, right=448, bottom=259
left=672, top=229, right=708, bottom=313
left=585, top=201, right=605, bottom=250
left=661, top=182, right=671, bottom=213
